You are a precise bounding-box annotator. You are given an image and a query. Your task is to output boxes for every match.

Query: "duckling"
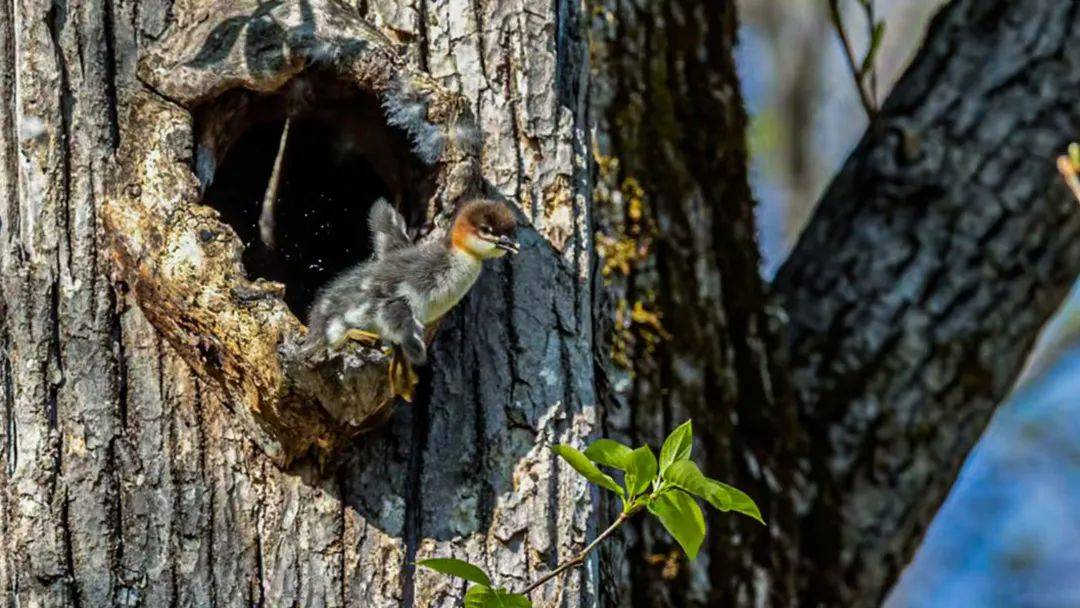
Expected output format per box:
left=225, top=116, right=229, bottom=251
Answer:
left=304, top=198, right=519, bottom=392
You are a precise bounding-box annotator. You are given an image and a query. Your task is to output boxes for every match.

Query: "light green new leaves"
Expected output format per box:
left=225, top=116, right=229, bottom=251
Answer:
left=464, top=585, right=531, bottom=608
left=551, top=444, right=623, bottom=497
left=419, top=559, right=531, bottom=608
left=583, top=439, right=633, bottom=470
left=624, top=445, right=658, bottom=498
left=584, top=439, right=655, bottom=500
left=648, top=490, right=706, bottom=560
left=711, top=480, right=764, bottom=525
left=417, top=558, right=491, bottom=587
left=659, top=420, right=693, bottom=474
left=664, top=460, right=729, bottom=510
left=664, top=461, right=764, bottom=524
left=553, top=420, right=762, bottom=572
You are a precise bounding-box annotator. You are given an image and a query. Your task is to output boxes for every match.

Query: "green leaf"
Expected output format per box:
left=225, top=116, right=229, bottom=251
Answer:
left=495, top=591, right=532, bottom=607
left=465, top=585, right=494, bottom=608
left=623, top=445, right=658, bottom=498
left=711, top=480, right=765, bottom=525
left=664, top=461, right=730, bottom=511
left=1070, top=142, right=1080, bottom=169
left=551, top=444, right=624, bottom=497
left=648, top=490, right=706, bottom=560
left=663, top=461, right=765, bottom=524
left=584, top=438, right=634, bottom=470
left=464, top=585, right=532, bottom=608
left=659, top=420, right=693, bottom=474
left=417, top=558, right=491, bottom=587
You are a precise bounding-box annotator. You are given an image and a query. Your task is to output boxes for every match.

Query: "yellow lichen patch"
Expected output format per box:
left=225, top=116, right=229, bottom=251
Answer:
left=644, top=549, right=684, bottom=581
left=593, top=150, right=654, bottom=280
left=629, top=301, right=673, bottom=341
left=592, top=147, right=668, bottom=373
left=611, top=297, right=671, bottom=371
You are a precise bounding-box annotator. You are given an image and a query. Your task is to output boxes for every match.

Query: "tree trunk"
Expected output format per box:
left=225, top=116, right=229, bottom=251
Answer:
left=589, top=0, right=803, bottom=604
left=2, top=0, right=596, bottom=606
left=2, top=1, right=1078, bottom=608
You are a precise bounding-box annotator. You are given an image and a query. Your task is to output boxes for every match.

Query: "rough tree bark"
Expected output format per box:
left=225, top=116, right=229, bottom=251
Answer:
left=776, top=2, right=1080, bottom=605
left=590, top=0, right=1080, bottom=606
left=1, top=2, right=1078, bottom=608
left=2, top=0, right=596, bottom=606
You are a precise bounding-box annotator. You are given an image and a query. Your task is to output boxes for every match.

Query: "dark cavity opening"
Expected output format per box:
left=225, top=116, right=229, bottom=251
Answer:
left=193, top=72, right=435, bottom=318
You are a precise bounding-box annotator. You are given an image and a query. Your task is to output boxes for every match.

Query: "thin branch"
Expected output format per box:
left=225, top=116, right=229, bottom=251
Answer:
left=827, top=0, right=877, bottom=119
left=863, top=0, right=878, bottom=103
left=519, top=511, right=633, bottom=596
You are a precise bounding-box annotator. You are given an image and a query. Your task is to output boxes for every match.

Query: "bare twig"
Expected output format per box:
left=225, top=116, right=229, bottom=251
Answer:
left=864, top=0, right=878, bottom=102
left=519, top=510, right=633, bottom=596
left=259, top=116, right=292, bottom=249
left=827, top=0, right=877, bottom=119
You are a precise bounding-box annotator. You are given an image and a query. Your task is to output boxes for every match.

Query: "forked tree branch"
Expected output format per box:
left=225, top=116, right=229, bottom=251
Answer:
left=827, top=0, right=878, bottom=118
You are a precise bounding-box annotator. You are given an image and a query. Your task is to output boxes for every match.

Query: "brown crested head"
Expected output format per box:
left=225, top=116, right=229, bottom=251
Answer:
left=452, top=199, right=520, bottom=258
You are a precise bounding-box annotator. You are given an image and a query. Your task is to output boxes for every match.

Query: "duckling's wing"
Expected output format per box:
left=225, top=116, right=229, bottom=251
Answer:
left=369, top=198, right=411, bottom=258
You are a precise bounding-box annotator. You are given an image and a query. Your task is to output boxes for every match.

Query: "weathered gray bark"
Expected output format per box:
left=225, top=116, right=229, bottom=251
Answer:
left=2, top=0, right=1079, bottom=607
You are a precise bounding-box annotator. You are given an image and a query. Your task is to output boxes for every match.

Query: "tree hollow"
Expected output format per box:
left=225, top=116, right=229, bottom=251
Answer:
left=104, top=1, right=483, bottom=467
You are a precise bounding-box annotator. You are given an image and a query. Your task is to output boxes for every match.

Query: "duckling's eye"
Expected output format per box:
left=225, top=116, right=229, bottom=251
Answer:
left=479, top=225, right=492, bottom=236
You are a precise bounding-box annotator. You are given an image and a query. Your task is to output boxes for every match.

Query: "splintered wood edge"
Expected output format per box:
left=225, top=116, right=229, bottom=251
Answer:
left=104, top=0, right=484, bottom=468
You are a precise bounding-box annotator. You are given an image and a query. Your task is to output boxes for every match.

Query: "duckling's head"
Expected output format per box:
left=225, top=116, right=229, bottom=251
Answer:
left=451, top=199, right=520, bottom=259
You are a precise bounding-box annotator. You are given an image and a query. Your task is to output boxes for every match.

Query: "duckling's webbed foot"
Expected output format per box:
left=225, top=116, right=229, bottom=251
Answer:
left=326, top=326, right=381, bottom=351
left=344, top=329, right=381, bottom=346
left=388, top=347, right=419, bottom=402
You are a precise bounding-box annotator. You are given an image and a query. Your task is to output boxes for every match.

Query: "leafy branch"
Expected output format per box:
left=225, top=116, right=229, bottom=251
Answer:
left=827, top=0, right=885, bottom=119
left=418, top=420, right=763, bottom=607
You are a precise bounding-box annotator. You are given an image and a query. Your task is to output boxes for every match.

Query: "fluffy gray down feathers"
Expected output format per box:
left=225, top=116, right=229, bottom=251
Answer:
left=303, top=199, right=430, bottom=365
left=368, top=199, right=411, bottom=259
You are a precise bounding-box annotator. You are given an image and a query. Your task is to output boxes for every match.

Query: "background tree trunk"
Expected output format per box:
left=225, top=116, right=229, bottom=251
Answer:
left=589, top=1, right=802, bottom=605
left=590, top=0, right=1080, bottom=606
left=2, top=1, right=1079, bottom=608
